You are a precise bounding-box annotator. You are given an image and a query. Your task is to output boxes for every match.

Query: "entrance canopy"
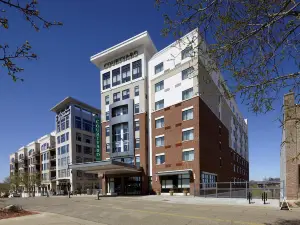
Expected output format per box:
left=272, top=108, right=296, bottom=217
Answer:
left=68, top=159, right=141, bottom=175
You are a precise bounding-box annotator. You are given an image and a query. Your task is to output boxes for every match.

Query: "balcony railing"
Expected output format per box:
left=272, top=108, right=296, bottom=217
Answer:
left=50, top=156, right=56, bottom=160
left=50, top=176, right=56, bottom=180
left=49, top=166, right=56, bottom=171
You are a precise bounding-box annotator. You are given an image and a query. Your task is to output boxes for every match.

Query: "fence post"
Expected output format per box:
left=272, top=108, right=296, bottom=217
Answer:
left=245, top=182, right=248, bottom=199
left=216, top=182, right=218, bottom=198
left=230, top=182, right=232, bottom=198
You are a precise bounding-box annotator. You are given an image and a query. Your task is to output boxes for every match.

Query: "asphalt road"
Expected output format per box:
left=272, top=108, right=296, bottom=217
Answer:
left=2, top=196, right=300, bottom=225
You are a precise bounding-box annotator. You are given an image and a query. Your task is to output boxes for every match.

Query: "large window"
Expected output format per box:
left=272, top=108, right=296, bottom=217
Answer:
left=135, top=156, right=140, bottom=168
left=182, top=88, right=193, bottom=100
left=155, top=62, right=163, bottom=74
left=106, top=112, right=109, bottom=121
left=83, top=119, right=92, bottom=132
left=112, top=105, right=128, bottom=117
left=132, top=59, right=142, bottom=79
left=113, top=92, right=121, bottom=102
left=57, top=120, right=60, bottom=132
left=61, top=118, right=66, bottom=130
left=57, top=136, right=60, bottom=144
left=182, top=149, right=194, bottom=161
left=134, top=86, right=139, bottom=96
left=181, top=46, right=193, bottom=60
left=155, top=99, right=164, bottom=110
left=122, top=89, right=130, bottom=100
left=201, top=172, right=217, bottom=188
left=75, top=116, right=81, bottom=129
left=182, top=67, right=194, bottom=80
left=105, top=95, right=109, bottom=105
left=105, top=127, right=110, bottom=136
left=155, top=136, right=164, bottom=147
left=122, top=64, right=131, bottom=83
left=112, top=123, right=129, bottom=153
left=76, top=144, right=82, bottom=153
left=155, top=117, right=164, bottom=129
left=76, top=132, right=81, bottom=142
left=135, top=120, right=140, bottom=131
left=134, top=103, right=140, bottom=114
left=182, top=108, right=194, bottom=121
left=182, top=128, right=194, bottom=141
left=135, top=138, right=140, bottom=149
left=161, top=174, right=190, bottom=192
left=83, top=134, right=92, bottom=144
left=103, top=72, right=110, bottom=90
left=61, top=133, right=65, bottom=143
left=66, top=116, right=69, bottom=129
left=84, top=146, right=92, bottom=155
left=155, top=81, right=164, bottom=92
left=155, top=154, right=165, bottom=165
left=106, top=143, right=110, bottom=153
left=112, top=68, right=121, bottom=86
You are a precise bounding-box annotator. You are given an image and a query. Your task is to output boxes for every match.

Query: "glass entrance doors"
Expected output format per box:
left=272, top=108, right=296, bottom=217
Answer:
left=107, top=176, right=141, bottom=195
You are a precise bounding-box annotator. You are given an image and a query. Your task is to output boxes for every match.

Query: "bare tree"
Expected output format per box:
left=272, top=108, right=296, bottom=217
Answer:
left=155, top=0, right=299, bottom=113
left=0, top=0, right=62, bottom=82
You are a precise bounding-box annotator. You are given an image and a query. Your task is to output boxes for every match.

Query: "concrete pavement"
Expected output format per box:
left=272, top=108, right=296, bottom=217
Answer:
left=1, top=196, right=300, bottom=225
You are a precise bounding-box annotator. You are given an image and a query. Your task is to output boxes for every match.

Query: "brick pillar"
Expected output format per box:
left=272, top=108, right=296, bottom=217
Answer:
left=152, top=174, right=161, bottom=194
left=101, top=176, right=106, bottom=195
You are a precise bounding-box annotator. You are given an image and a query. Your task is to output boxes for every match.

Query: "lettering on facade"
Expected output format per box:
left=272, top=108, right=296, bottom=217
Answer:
left=104, top=51, right=138, bottom=69
left=95, top=117, right=101, bottom=161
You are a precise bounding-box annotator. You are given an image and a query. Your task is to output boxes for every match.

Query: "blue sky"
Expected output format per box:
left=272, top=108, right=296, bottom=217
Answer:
left=0, top=0, right=283, bottom=182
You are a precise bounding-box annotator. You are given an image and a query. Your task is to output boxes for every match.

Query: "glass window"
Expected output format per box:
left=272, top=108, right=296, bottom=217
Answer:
left=76, top=144, right=82, bottom=153
left=182, top=67, right=194, bottom=80
left=182, top=88, right=193, bottom=100
left=76, top=132, right=81, bottom=141
left=76, top=156, right=82, bottom=163
left=83, top=134, right=92, bottom=144
left=155, top=100, right=164, bottom=110
left=103, top=72, right=110, bottom=90
left=66, top=116, right=69, bottom=129
left=134, top=103, right=140, bottom=114
left=181, top=46, right=193, bottom=59
left=112, top=105, right=128, bottom=117
left=155, top=81, right=164, bottom=92
left=155, top=118, right=164, bottom=129
left=155, top=136, right=164, bottom=147
left=132, top=59, right=142, bottom=79
left=106, top=127, right=110, bottom=136
left=58, top=159, right=61, bottom=167
left=105, top=95, right=109, bottom=105
left=61, top=133, right=65, bottom=143
left=113, top=92, right=121, bottom=102
left=61, top=118, right=65, bottom=130
left=57, top=136, right=60, bottom=144
left=155, top=155, right=165, bottom=165
left=75, top=116, right=81, bottom=129
left=182, top=108, right=194, bottom=121
left=134, top=86, right=139, bottom=96
left=106, top=143, right=110, bottom=153
left=112, top=68, right=121, bottom=86
left=135, top=120, right=140, bottom=131
left=155, top=62, right=163, bottom=74
left=182, top=129, right=194, bottom=141
left=135, top=156, right=140, bottom=167
left=121, top=64, right=131, bottom=83
left=135, top=138, right=140, bottom=149
left=83, top=119, right=92, bottom=132
left=84, top=146, right=92, bottom=155
left=106, top=111, right=109, bottom=121
left=122, top=89, right=130, bottom=100
left=182, top=150, right=194, bottom=161
left=57, top=120, right=60, bottom=132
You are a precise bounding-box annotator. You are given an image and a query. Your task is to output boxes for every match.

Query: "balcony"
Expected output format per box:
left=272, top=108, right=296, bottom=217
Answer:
left=19, top=162, right=28, bottom=168
left=31, top=159, right=40, bottom=165
left=50, top=176, right=56, bottom=180
left=50, top=156, right=56, bottom=161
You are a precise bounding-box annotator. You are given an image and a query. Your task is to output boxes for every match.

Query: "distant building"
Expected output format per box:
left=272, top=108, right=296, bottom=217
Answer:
left=281, top=92, right=300, bottom=200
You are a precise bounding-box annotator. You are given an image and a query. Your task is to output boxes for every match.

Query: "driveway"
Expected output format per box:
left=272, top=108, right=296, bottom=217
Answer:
left=1, top=196, right=300, bottom=225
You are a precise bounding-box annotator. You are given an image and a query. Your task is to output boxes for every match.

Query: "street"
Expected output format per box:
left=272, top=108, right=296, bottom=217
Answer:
left=1, top=196, right=300, bottom=225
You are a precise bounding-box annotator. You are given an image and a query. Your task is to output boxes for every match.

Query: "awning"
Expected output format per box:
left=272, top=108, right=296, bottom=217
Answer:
left=156, top=169, right=193, bottom=176
left=68, top=159, right=141, bottom=175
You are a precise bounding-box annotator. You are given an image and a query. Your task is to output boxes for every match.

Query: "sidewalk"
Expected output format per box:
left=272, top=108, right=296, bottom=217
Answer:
left=0, top=212, right=107, bottom=225
left=139, top=195, right=281, bottom=208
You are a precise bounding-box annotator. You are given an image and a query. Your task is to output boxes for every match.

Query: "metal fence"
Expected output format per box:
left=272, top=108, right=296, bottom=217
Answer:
left=194, top=181, right=283, bottom=199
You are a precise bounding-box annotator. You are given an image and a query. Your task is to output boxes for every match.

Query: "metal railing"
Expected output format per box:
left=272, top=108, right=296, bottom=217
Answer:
left=193, top=181, right=283, bottom=199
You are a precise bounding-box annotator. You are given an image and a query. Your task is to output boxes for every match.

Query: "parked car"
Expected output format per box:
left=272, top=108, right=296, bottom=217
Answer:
left=8, top=193, right=21, bottom=198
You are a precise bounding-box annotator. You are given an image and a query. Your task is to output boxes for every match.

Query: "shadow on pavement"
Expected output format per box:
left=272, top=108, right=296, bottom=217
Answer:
left=265, top=219, right=300, bottom=225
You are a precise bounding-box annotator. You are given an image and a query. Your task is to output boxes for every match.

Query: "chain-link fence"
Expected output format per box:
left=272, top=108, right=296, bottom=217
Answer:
left=194, top=181, right=283, bottom=199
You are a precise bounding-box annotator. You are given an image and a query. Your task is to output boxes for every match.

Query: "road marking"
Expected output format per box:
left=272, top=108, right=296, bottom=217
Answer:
left=81, top=203, right=264, bottom=225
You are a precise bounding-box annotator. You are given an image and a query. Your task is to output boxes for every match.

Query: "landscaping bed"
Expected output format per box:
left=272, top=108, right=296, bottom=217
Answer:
left=0, top=205, right=38, bottom=220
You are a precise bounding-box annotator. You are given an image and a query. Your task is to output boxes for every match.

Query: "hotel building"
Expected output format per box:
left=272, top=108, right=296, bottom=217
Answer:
left=70, top=29, right=248, bottom=195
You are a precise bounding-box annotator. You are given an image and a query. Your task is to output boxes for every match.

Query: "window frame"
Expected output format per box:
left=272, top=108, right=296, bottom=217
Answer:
left=154, top=62, right=164, bottom=74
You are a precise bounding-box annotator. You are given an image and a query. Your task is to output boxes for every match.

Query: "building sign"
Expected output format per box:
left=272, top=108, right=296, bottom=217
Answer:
left=104, top=51, right=138, bottom=69
left=95, top=117, right=101, bottom=161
